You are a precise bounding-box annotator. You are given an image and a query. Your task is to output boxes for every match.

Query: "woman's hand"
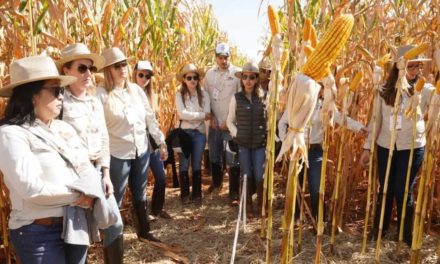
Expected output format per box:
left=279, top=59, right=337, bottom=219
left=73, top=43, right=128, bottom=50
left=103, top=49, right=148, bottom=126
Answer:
left=74, top=193, right=95, bottom=209
left=359, top=149, right=370, bottom=170
left=159, top=144, right=168, bottom=161
left=205, top=113, right=211, bottom=121
left=101, top=168, right=114, bottom=196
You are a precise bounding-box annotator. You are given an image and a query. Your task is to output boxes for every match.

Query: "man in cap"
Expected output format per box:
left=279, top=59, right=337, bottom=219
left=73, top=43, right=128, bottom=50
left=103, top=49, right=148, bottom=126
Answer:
left=204, top=43, right=241, bottom=204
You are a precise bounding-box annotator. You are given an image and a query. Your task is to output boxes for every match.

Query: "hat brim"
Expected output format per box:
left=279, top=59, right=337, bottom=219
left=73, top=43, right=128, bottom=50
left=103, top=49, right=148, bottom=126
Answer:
left=176, top=70, right=205, bottom=82
left=102, top=57, right=135, bottom=70
left=0, top=75, right=77, bottom=97
left=56, top=53, right=105, bottom=72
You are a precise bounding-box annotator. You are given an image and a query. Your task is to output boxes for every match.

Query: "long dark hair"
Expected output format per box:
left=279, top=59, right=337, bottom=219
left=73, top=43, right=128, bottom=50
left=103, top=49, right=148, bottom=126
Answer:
left=1, top=80, right=45, bottom=125
left=180, top=73, right=203, bottom=108
left=381, top=63, right=416, bottom=106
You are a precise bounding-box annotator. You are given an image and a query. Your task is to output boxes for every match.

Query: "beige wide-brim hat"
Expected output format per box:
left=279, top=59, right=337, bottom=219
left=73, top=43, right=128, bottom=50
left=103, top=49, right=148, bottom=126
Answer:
left=56, top=43, right=105, bottom=72
left=395, top=45, right=432, bottom=62
left=234, top=62, right=259, bottom=78
left=101, top=47, right=133, bottom=68
left=0, top=55, right=77, bottom=97
left=176, top=63, right=205, bottom=82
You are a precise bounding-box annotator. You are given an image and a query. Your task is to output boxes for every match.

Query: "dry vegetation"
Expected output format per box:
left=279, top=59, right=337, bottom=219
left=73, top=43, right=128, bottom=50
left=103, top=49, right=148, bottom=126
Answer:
left=0, top=0, right=440, bottom=263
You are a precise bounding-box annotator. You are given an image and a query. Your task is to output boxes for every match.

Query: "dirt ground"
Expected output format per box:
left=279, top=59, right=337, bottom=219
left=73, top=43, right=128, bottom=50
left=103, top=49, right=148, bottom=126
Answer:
left=87, top=173, right=440, bottom=264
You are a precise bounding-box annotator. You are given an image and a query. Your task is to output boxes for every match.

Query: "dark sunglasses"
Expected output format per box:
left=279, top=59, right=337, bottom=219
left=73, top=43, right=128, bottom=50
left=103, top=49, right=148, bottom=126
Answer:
left=241, top=74, right=257, bottom=81
left=77, top=64, right=97, bottom=74
left=185, top=75, right=199, bottom=81
left=407, top=63, right=424, bottom=70
left=113, top=61, right=128, bottom=69
left=43, top=86, right=65, bottom=97
left=138, top=73, right=152, bottom=79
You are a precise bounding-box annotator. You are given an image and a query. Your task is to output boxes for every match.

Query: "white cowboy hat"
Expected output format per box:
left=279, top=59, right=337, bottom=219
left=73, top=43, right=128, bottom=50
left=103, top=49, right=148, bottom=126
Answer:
left=396, top=45, right=431, bottom=62
left=176, top=64, right=205, bottom=82
left=101, top=47, right=133, bottom=68
left=56, top=43, right=105, bottom=72
left=0, top=55, right=77, bottom=97
left=234, top=62, right=259, bottom=78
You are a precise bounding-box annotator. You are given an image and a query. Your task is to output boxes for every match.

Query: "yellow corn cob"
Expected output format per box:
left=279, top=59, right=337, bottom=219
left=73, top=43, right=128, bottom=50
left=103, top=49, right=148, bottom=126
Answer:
left=377, top=53, right=391, bottom=67
left=310, top=25, right=318, bottom=48
left=349, top=71, right=363, bottom=92
left=304, top=45, right=315, bottom=57
left=403, top=42, right=430, bottom=60
left=281, top=49, right=289, bottom=71
left=414, top=77, right=426, bottom=92
left=436, top=80, right=440, bottom=94
left=268, top=5, right=280, bottom=36
left=356, top=45, right=374, bottom=61
left=302, top=14, right=354, bottom=81
left=303, top=18, right=312, bottom=41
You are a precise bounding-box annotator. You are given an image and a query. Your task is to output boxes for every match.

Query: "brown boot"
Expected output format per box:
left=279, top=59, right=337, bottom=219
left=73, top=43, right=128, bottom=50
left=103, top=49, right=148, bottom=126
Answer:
left=104, top=234, right=123, bottom=264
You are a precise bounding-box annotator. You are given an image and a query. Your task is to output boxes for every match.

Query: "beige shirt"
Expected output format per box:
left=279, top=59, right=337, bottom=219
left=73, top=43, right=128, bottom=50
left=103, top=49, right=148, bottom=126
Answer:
left=0, top=119, right=90, bottom=229
left=175, top=89, right=210, bottom=133
left=363, top=84, right=434, bottom=150
left=96, top=82, right=165, bottom=159
left=62, top=90, right=110, bottom=168
left=204, top=65, right=241, bottom=125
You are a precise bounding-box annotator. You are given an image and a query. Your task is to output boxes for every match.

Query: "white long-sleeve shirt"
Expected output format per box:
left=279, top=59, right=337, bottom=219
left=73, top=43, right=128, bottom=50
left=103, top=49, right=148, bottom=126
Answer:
left=175, top=89, right=210, bottom=133
left=0, top=120, right=87, bottom=229
left=96, top=83, right=165, bottom=159
left=62, top=89, right=110, bottom=168
left=278, top=99, right=365, bottom=144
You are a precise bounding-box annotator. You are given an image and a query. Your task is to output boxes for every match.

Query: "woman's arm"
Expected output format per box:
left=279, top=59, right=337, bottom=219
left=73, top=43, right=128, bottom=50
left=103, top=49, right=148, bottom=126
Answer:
left=226, top=96, right=238, bottom=137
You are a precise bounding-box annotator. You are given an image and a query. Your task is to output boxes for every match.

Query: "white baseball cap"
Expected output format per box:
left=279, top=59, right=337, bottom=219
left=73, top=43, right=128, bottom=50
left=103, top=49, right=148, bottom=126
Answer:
left=135, top=60, right=153, bottom=72
left=215, top=43, right=230, bottom=56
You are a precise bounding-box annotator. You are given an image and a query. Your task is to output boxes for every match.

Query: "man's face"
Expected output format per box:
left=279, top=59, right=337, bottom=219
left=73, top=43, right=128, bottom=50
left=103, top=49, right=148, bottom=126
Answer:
left=215, top=54, right=230, bottom=70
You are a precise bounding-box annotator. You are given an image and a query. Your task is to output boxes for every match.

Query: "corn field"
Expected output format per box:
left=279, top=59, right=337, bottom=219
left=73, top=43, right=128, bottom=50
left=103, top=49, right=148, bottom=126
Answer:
left=0, top=0, right=440, bottom=263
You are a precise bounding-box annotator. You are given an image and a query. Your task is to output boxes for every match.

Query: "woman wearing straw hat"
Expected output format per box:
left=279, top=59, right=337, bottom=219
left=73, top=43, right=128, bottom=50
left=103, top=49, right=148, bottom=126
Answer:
left=226, top=62, right=267, bottom=217
left=57, top=43, right=124, bottom=263
left=96, top=47, right=166, bottom=244
left=360, top=45, right=434, bottom=245
left=0, top=55, right=107, bottom=263
left=175, top=63, right=210, bottom=204
left=133, top=60, right=171, bottom=219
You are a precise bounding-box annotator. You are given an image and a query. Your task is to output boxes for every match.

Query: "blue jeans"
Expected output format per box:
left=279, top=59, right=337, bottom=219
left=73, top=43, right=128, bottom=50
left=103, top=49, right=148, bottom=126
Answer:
left=104, top=150, right=150, bottom=246
left=375, top=145, right=424, bottom=240
left=149, top=150, right=166, bottom=214
left=238, top=146, right=265, bottom=183
left=10, top=224, right=88, bottom=264
left=208, top=127, right=238, bottom=167
left=179, top=129, right=206, bottom=172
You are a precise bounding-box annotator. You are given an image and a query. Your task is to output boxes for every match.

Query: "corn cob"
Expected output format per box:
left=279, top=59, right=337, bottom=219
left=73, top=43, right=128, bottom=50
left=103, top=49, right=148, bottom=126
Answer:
left=310, top=25, right=318, bottom=48
left=349, top=71, right=363, bottom=92
left=415, top=77, right=426, bottom=93
left=436, top=80, right=440, bottom=94
left=403, top=42, right=430, bottom=60
left=304, top=45, right=315, bottom=57
left=281, top=49, right=289, bottom=72
left=377, top=53, right=391, bottom=67
left=302, top=14, right=354, bottom=81
left=303, top=18, right=312, bottom=41
left=268, top=5, right=280, bottom=36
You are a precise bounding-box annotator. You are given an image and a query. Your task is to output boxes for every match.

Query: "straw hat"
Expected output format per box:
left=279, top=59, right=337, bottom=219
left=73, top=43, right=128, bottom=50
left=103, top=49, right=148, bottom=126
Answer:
left=135, top=60, right=154, bottom=74
left=101, top=47, right=132, bottom=68
left=176, top=64, right=205, bottom=82
left=396, top=45, right=431, bottom=62
left=258, top=57, right=271, bottom=71
left=56, top=43, right=105, bottom=72
left=234, top=62, right=259, bottom=78
left=0, top=56, right=77, bottom=97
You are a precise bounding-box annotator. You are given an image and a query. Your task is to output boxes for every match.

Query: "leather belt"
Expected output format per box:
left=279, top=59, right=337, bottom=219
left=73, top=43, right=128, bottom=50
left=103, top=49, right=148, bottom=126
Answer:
left=309, top=144, right=322, bottom=150
left=33, top=217, right=63, bottom=226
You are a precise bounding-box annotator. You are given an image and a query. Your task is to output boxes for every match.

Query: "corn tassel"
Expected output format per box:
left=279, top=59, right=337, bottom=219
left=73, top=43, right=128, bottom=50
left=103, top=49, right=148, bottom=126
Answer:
left=403, top=42, right=430, bottom=60
left=302, top=14, right=354, bottom=81
left=303, top=18, right=312, bottom=41
left=268, top=5, right=280, bottom=36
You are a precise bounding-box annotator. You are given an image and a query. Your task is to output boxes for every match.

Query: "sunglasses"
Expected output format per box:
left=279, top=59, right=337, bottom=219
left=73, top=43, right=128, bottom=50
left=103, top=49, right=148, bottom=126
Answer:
left=185, top=75, right=199, bottom=81
left=138, top=73, right=152, bottom=79
left=241, top=74, right=257, bottom=81
left=77, top=64, right=97, bottom=74
left=113, top=61, right=128, bottom=69
left=407, top=63, right=424, bottom=70
left=43, top=86, right=65, bottom=97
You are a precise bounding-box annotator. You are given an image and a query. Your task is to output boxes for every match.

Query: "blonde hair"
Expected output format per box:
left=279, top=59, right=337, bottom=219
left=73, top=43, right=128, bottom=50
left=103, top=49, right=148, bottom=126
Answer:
left=103, top=66, right=129, bottom=92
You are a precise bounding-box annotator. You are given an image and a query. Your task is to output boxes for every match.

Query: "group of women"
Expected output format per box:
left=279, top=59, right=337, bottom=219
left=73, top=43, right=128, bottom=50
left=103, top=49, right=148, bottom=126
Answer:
left=0, top=41, right=435, bottom=263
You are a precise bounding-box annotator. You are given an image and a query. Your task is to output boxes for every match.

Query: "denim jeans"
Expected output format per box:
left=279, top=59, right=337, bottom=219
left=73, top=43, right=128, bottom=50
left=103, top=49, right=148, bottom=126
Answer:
left=375, top=145, right=424, bottom=240
left=179, top=129, right=206, bottom=172
left=238, top=146, right=266, bottom=183
left=104, top=150, right=150, bottom=246
left=10, top=223, right=88, bottom=264
left=208, top=127, right=238, bottom=167
left=149, top=150, right=166, bottom=214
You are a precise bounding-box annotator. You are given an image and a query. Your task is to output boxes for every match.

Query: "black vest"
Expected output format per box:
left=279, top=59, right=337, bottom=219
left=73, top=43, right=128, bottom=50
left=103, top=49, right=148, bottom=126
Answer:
left=235, top=92, right=267, bottom=149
